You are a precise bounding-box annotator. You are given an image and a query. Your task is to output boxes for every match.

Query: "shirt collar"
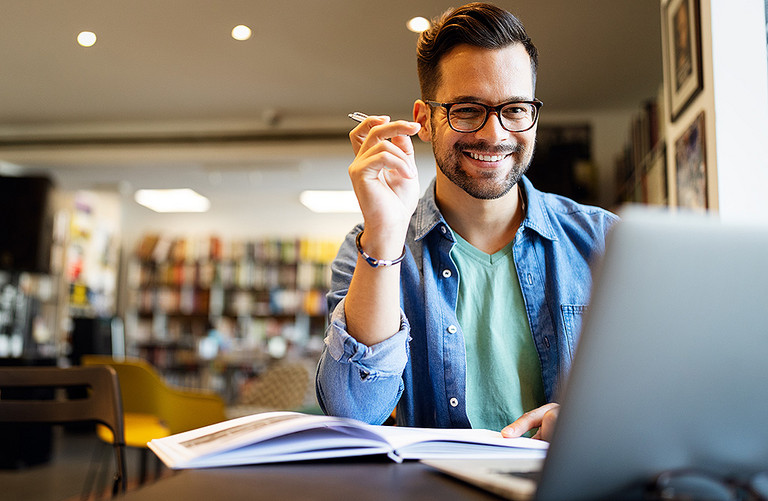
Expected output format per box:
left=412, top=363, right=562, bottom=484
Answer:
left=519, top=176, right=558, bottom=241
left=412, top=175, right=558, bottom=242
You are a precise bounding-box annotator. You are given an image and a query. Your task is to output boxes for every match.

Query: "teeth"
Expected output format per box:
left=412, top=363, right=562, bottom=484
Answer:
left=468, top=152, right=505, bottom=162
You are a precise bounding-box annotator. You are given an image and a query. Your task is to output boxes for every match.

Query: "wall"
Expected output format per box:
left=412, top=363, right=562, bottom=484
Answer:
left=660, top=0, right=768, bottom=220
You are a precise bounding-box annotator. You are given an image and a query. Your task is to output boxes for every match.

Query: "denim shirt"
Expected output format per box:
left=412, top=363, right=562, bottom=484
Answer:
left=315, top=176, right=618, bottom=428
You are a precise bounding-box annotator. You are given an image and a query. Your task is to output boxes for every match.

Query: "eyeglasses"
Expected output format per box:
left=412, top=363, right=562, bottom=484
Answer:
left=425, top=99, right=543, bottom=133
left=645, top=468, right=768, bottom=501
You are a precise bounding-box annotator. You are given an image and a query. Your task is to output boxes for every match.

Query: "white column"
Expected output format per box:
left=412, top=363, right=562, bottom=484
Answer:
left=707, top=0, right=768, bottom=221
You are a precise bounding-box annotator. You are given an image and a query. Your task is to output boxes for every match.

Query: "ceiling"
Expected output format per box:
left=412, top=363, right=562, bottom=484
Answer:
left=0, top=0, right=663, bottom=236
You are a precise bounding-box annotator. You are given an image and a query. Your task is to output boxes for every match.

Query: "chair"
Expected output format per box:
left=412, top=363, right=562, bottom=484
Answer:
left=80, top=355, right=226, bottom=483
left=226, top=361, right=312, bottom=419
left=0, top=366, right=127, bottom=496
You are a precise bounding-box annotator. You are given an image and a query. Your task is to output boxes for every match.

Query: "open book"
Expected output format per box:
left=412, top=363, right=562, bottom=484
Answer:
left=148, top=411, right=548, bottom=469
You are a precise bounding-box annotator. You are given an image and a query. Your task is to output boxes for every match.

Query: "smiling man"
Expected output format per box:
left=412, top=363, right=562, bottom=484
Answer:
left=316, top=2, right=617, bottom=440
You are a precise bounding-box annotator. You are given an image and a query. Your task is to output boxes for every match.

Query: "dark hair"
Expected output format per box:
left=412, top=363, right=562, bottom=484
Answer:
left=416, top=2, right=538, bottom=99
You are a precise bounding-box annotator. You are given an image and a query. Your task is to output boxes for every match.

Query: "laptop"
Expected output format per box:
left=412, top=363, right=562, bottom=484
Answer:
left=423, top=206, right=768, bottom=500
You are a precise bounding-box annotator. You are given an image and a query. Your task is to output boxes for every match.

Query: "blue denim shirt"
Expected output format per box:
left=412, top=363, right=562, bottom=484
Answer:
left=316, top=176, right=618, bottom=428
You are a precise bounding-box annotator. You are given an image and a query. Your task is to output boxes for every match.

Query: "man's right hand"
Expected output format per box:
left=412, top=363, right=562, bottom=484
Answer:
left=343, top=116, right=422, bottom=347
left=348, top=116, right=422, bottom=250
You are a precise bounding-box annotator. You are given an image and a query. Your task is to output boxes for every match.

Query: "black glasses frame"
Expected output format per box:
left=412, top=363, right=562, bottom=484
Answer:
left=425, top=99, right=543, bottom=133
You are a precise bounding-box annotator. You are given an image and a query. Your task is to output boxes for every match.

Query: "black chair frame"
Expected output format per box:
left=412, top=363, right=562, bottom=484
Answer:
left=0, top=366, right=127, bottom=496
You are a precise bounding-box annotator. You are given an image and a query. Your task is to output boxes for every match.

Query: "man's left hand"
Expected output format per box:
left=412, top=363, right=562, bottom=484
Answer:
left=501, top=403, right=560, bottom=441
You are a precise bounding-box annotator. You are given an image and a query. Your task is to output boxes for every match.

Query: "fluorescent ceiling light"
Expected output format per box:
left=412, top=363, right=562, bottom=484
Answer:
left=299, top=190, right=360, bottom=213
left=134, top=189, right=211, bottom=213
left=0, top=161, right=24, bottom=175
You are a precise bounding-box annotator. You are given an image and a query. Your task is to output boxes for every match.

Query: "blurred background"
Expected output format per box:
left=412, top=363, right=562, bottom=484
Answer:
left=0, top=0, right=764, bottom=407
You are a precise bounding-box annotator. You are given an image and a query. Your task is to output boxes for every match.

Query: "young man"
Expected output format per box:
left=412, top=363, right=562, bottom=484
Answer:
left=316, top=2, right=617, bottom=440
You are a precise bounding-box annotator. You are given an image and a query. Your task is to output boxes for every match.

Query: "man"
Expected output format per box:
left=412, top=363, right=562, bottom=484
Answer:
left=315, top=2, right=617, bottom=440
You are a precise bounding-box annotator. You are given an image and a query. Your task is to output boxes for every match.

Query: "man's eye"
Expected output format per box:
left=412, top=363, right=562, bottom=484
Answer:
left=502, top=105, right=531, bottom=119
left=452, top=105, right=483, bottom=116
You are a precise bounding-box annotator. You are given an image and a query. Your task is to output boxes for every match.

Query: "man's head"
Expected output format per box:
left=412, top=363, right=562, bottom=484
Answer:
left=417, top=2, right=538, bottom=101
left=414, top=3, right=540, bottom=201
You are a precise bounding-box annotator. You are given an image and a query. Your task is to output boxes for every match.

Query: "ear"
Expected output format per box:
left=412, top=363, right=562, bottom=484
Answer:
left=413, top=100, right=432, bottom=143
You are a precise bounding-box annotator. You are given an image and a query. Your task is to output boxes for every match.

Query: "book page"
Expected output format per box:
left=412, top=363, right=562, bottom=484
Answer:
left=149, top=411, right=392, bottom=468
left=366, top=426, right=548, bottom=460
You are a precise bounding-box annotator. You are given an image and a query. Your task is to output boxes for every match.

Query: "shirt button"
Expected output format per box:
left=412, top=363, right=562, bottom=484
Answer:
left=527, top=273, right=533, bottom=285
left=447, top=325, right=457, bottom=334
left=440, top=225, right=447, bottom=234
left=442, top=269, right=452, bottom=278
left=449, top=397, right=459, bottom=407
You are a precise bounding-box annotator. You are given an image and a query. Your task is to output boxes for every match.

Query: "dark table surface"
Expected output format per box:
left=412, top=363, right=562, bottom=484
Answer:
left=121, top=458, right=502, bottom=500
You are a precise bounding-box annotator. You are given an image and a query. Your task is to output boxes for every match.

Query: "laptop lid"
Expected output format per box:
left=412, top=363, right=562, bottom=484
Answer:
left=535, top=206, right=768, bottom=500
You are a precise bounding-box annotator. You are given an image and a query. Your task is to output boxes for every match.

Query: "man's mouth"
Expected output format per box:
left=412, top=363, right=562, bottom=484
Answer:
left=466, top=151, right=510, bottom=162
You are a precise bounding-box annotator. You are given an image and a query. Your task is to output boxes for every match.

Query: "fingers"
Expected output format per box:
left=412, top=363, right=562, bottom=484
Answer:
left=350, top=140, right=412, bottom=179
left=350, top=115, right=389, bottom=155
left=501, top=403, right=560, bottom=441
left=350, top=126, right=420, bottom=181
left=530, top=408, right=559, bottom=441
left=350, top=115, right=421, bottom=157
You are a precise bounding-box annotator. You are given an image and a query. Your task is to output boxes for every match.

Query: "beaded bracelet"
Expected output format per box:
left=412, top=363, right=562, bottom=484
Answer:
left=355, top=230, right=406, bottom=268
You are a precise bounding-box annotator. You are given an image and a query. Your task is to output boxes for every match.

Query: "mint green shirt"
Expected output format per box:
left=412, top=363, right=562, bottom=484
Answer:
left=451, top=233, right=546, bottom=432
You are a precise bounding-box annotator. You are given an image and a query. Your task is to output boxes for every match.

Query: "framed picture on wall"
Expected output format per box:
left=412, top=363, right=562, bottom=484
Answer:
left=675, top=112, right=707, bottom=209
left=664, top=0, right=703, bottom=121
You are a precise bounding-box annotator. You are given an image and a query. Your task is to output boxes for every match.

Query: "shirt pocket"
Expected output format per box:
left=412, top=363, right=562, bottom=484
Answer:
left=560, top=304, right=588, bottom=360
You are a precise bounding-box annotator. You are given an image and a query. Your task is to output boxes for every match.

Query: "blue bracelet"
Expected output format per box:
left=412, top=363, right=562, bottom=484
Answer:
left=356, top=230, right=406, bottom=268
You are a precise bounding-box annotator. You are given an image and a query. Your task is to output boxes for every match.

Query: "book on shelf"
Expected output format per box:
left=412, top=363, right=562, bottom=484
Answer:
left=136, top=234, right=160, bottom=261
left=148, top=411, right=548, bottom=469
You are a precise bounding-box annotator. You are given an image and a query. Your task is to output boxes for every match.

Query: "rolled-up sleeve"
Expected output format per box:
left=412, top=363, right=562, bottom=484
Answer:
left=315, top=296, right=410, bottom=424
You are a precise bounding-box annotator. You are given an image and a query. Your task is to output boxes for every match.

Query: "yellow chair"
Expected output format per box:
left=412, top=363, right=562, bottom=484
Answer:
left=81, top=355, right=226, bottom=483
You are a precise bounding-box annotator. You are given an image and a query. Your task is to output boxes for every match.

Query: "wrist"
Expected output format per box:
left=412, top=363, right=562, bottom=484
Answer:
left=359, top=221, right=408, bottom=254
left=356, top=230, right=406, bottom=268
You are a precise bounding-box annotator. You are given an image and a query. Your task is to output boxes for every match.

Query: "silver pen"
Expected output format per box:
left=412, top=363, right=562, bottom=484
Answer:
left=348, top=112, right=369, bottom=123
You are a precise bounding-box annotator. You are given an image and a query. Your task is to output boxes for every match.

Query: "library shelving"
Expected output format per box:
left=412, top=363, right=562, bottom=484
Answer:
left=125, top=233, right=339, bottom=398
left=613, top=94, right=669, bottom=208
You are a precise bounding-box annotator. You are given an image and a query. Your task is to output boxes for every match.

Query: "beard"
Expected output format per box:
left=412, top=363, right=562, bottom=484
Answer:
left=433, top=138, right=534, bottom=200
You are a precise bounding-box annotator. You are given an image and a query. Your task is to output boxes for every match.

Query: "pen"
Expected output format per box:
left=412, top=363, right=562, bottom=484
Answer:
left=348, top=112, right=369, bottom=123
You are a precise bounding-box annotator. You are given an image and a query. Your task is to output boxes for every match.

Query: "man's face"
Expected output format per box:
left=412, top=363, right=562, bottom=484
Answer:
left=417, top=43, right=537, bottom=200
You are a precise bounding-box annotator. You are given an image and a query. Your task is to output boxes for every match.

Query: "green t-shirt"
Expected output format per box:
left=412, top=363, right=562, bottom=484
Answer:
left=451, top=233, right=546, bottom=432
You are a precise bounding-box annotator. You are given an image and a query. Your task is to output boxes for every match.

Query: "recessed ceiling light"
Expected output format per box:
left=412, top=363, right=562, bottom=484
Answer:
left=406, top=17, right=431, bottom=33
left=77, top=31, right=97, bottom=47
left=299, top=190, right=361, bottom=213
left=134, top=189, right=211, bottom=213
left=231, top=25, right=252, bottom=41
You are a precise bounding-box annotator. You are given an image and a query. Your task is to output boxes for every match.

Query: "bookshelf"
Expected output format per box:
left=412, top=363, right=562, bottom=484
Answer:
left=613, top=91, right=669, bottom=208
left=126, top=233, right=339, bottom=396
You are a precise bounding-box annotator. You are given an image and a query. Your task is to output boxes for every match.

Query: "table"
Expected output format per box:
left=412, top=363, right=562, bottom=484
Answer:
left=121, top=459, right=500, bottom=500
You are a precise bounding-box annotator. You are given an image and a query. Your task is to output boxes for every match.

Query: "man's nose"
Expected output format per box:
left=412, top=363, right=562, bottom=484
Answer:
left=474, top=110, right=508, bottom=141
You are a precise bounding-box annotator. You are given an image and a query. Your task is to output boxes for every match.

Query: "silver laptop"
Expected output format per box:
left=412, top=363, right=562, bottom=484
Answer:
left=424, top=206, right=768, bottom=500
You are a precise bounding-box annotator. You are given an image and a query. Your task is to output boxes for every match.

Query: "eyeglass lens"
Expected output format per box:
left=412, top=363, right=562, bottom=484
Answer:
left=449, top=103, right=537, bottom=132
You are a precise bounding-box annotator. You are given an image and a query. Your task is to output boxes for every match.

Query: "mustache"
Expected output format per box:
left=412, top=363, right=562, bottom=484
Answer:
left=452, top=140, right=522, bottom=155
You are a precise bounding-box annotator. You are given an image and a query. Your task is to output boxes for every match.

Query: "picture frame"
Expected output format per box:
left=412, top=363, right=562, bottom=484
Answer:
left=675, top=112, right=707, bottom=209
left=663, top=0, right=703, bottom=122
